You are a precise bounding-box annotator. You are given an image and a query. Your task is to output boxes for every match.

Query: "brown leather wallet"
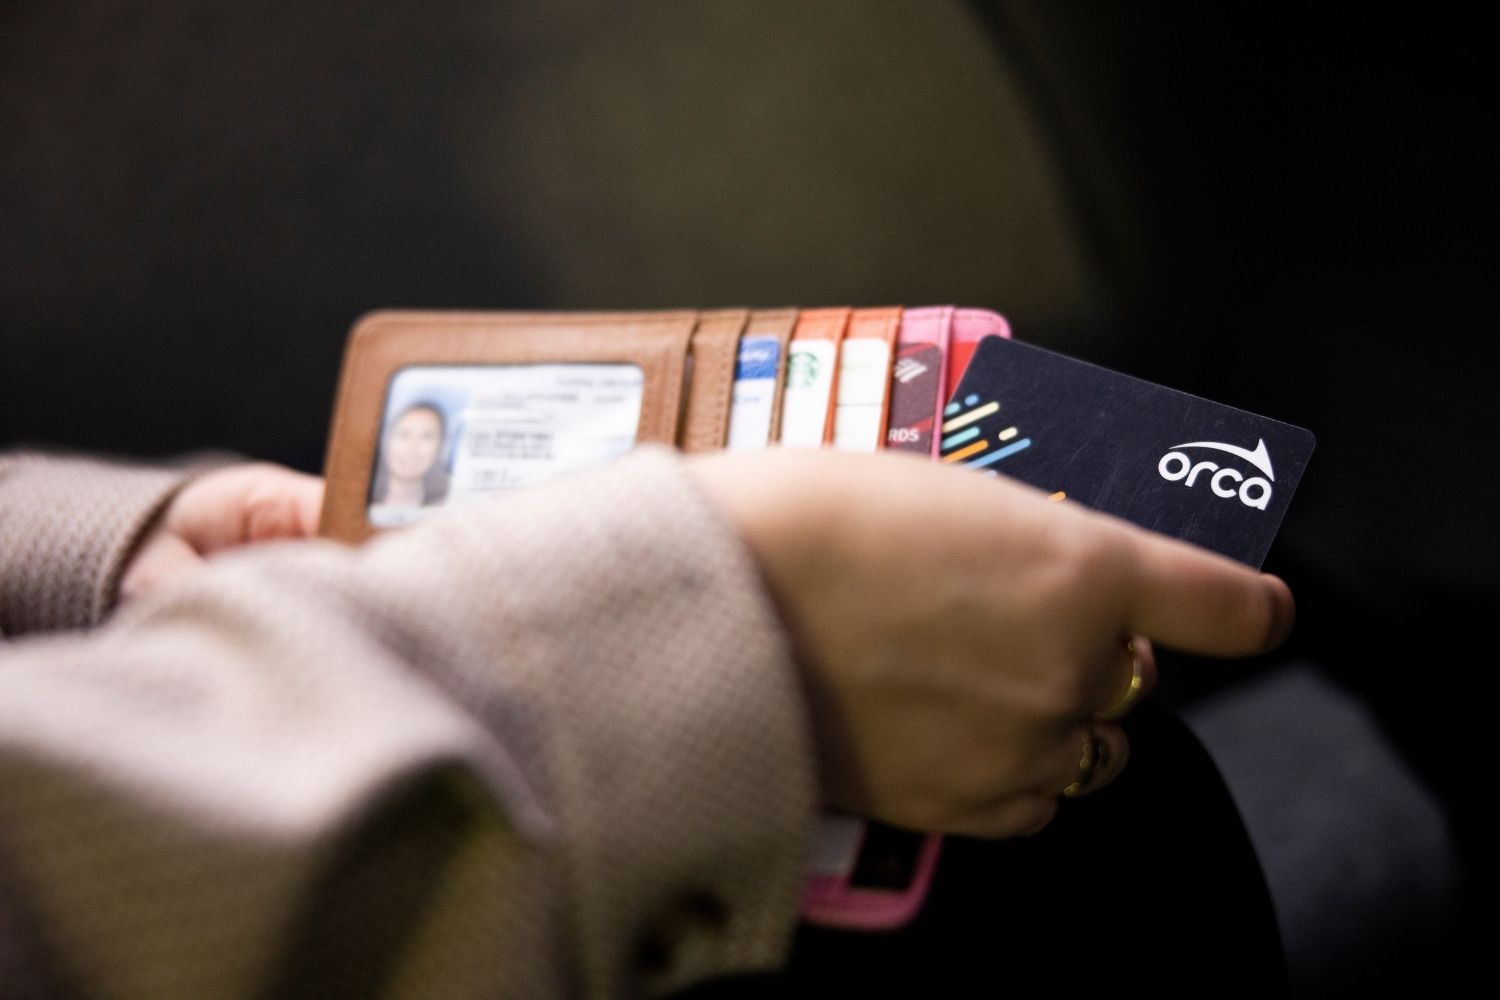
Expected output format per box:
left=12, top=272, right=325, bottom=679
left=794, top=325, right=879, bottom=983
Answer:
left=319, top=306, right=937, bottom=543
left=319, top=309, right=701, bottom=542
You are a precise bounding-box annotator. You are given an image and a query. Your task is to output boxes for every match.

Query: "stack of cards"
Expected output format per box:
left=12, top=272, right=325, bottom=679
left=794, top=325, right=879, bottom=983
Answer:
left=318, top=304, right=1314, bottom=931
left=317, top=306, right=1028, bottom=540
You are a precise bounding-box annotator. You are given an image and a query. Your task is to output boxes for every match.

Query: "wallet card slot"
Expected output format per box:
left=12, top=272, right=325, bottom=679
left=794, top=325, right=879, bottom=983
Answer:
left=679, top=308, right=751, bottom=454
left=778, top=307, right=852, bottom=448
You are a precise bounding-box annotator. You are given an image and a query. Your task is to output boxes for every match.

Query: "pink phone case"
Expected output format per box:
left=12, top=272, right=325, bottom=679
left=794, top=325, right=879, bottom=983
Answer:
left=800, top=821, right=946, bottom=929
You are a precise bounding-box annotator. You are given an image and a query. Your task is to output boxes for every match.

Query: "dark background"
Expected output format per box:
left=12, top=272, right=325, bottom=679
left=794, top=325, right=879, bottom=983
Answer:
left=3, top=1, right=1490, bottom=988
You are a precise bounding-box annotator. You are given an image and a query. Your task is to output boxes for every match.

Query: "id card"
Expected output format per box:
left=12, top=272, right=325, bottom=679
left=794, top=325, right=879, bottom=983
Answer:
left=368, top=363, right=644, bottom=527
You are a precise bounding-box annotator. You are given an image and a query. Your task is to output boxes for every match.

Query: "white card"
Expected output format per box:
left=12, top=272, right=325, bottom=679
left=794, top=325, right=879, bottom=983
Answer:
left=777, top=339, right=839, bottom=448
left=832, top=338, right=893, bottom=454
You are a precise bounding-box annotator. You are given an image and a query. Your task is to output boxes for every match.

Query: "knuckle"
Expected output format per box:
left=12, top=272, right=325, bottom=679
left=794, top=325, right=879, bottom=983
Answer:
left=1034, top=658, right=1097, bottom=717
left=243, top=489, right=297, bottom=540
left=1028, top=518, right=1096, bottom=585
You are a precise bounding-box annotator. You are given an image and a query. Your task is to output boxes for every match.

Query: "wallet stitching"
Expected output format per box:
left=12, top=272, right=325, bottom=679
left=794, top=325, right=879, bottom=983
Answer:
left=684, top=311, right=748, bottom=451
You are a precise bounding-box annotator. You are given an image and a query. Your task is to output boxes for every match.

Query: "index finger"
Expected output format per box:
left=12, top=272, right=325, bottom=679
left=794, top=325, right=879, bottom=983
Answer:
left=1125, top=531, right=1295, bottom=657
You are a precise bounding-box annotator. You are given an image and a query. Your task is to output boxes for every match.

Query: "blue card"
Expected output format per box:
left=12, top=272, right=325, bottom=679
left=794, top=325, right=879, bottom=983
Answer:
left=939, top=336, right=1315, bottom=568
left=725, top=335, right=782, bottom=451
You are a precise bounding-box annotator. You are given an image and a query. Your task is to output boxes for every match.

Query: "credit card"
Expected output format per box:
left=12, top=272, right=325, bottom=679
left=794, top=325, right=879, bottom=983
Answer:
left=886, top=342, right=947, bottom=455
left=831, top=338, right=893, bottom=453
left=886, top=305, right=953, bottom=456
left=940, top=336, right=1315, bottom=567
left=725, top=335, right=783, bottom=451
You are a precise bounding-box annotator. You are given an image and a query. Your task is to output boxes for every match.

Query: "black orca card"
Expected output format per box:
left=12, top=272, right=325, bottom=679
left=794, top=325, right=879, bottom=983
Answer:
left=939, top=336, right=1315, bottom=567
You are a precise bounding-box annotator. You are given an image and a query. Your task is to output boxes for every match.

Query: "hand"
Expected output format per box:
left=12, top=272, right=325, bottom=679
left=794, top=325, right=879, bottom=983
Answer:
left=688, top=447, right=1292, bottom=838
left=120, top=462, right=325, bottom=600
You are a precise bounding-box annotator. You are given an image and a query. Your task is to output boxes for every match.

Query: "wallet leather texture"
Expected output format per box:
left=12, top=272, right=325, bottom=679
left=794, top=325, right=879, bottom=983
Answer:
left=742, top=308, right=797, bottom=444
left=680, top=308, right=751, bottom=454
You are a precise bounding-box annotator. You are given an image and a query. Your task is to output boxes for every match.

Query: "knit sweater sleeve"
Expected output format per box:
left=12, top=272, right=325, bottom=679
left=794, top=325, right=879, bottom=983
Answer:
left=0, top=445, right=817, bottom=999
left=0, top=451, right=201, bottom=636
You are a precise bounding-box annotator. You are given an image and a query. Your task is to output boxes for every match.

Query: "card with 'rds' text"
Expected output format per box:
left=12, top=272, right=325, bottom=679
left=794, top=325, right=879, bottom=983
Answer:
left=940, top=336, right=1315, bottom=567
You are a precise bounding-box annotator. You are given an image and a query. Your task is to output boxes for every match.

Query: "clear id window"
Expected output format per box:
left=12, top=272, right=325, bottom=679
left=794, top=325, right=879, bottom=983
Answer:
left=368, top=363, right=644, bottom=528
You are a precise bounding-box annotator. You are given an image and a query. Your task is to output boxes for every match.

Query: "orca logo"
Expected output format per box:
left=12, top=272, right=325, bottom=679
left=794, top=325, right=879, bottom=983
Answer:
left=1157, top=439, right=1274, bottom=510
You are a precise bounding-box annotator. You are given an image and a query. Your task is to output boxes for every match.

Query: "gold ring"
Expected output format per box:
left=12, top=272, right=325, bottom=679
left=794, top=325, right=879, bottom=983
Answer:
left=1062, top=727, right=1100, bottom=798
left=1099, top=638, right=1148, bottom=720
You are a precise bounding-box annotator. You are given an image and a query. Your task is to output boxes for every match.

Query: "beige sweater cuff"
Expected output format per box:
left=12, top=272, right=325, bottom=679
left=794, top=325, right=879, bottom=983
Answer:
left=0, top=452, right=197, bottom=635
left=345, top=444, right=818, bottom=992
left=0, top=445, right=817, bottom=995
